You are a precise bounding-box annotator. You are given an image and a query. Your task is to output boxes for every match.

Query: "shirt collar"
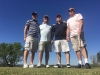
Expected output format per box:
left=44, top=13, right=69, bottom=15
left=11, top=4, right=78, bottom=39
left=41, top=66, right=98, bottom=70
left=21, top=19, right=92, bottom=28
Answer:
left=56, top=21, right=63, bottom=24
left=42, top=22, right=49, bottom=24
left=32, top=19, right=38, bottom=22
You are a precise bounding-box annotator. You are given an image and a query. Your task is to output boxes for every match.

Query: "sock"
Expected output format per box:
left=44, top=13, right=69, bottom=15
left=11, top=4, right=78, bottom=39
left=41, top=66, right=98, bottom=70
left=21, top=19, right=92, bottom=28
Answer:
left=79, top=61, right=82, bottom=65
left=84, top=58, right=88, bottom=63
left=67, top=62, right=69, bottom=65
left=58, top=62, right=61, bottom=65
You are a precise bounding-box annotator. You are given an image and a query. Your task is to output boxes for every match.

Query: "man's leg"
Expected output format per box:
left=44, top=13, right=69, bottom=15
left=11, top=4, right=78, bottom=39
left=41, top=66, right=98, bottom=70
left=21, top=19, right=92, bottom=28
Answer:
left=81, top=46, right=91, bottom=68
left=53, top=40, right=62, bottom=68
left=65, top=52, right=70, bottom=65
left=45, top=51, right=49, bottom=65
left=80, top=34, right=91, bottom=68
left=56, top=52, right=61, bottom=64
left=38, top=51, right=43, bottom=65
left=37, top=41, right=44, bottom=67
left=24, top=50, right=28, bottom=65
left=30, top=52, right=35, bottom=65
left=45, top=42, right=52, bottom=67
left=76, top=50, right=82, bottom=65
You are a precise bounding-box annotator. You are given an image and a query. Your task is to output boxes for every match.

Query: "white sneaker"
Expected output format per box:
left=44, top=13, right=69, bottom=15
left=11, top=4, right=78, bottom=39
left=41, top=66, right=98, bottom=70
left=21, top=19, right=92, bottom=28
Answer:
left=36, top=63, right=41, bottom=68
left=46, top=65, right=50, bottom=68
left=23, top=64, right=28, bottom=68
left=29, top=64, right=34, bottom=68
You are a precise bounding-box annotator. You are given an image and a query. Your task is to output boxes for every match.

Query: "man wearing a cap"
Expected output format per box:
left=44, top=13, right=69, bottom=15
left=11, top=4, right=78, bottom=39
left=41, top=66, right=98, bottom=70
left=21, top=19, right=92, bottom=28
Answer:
left=52, top=15, right=71, bottom=68
left=67, top=8, right=91, bottom=68
left=36, top=15, right=52, bottom=68
left=23, top=12, right=39, bottom=68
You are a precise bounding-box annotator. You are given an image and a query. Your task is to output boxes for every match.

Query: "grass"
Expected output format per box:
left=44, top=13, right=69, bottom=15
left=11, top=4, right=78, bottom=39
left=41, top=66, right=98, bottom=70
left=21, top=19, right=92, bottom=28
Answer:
left=0, top=67, right=100, bottom=75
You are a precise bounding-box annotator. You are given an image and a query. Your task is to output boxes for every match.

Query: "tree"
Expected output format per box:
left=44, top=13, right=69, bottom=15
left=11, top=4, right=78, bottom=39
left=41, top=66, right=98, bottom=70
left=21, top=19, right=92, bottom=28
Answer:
left=90, top=55, right=97, bottom=65
left=97, top=51, right=100, bottom=63
left=0, top=42, right=23, bottom=67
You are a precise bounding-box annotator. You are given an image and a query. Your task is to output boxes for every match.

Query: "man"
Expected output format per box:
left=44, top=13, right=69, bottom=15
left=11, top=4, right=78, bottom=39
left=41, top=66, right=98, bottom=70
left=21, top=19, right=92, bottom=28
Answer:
left=66, top=8, right=91, bottom=68
left=52, top=15, right=71, bottom=68
left=36, top=15, right=52, bottom=68
left=23, top=12, right=39, bottom=68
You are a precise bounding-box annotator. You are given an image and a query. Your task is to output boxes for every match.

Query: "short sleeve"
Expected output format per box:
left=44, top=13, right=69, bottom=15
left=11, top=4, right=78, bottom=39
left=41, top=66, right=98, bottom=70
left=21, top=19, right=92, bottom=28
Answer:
left=67, top=20, right=69, bottom=26
left=25, top=20, right=30, bottom=26
left=77, top=13, right=83, bottom=20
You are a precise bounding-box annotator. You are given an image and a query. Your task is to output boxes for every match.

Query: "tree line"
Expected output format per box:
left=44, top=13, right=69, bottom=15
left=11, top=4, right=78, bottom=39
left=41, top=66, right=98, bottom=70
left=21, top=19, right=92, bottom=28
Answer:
left=0, top=42, right=100, bottom=67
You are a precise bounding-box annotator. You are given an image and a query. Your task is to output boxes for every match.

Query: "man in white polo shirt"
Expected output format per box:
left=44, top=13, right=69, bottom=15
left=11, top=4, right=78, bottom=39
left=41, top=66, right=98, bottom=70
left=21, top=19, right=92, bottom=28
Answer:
left=66, top=8, right=91, bottom=68
left=37, top=15, right=52, bottom=68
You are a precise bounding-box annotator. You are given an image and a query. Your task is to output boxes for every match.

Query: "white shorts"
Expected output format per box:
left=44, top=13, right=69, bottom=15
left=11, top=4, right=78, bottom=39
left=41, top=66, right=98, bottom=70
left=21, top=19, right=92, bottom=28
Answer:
left=24, top=36, right=38, bottom=52
left=54, top=40, right=70, bottom=52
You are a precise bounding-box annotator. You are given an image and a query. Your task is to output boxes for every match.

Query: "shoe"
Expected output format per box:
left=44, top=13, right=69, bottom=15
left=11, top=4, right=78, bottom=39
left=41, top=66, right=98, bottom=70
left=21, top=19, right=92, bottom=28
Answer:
left=29, top=64, right=34, bottom=68
left=46, top=65, right=50, bottom=68
left=23, top=64, right=28, bottom=68
left=85, top=63, right=91, bottom=69
left=75, top=64, right=82, bottom=68
left=36, top=63, right=41, bottom=68
left=67, top=64, right=71, bottom=68
left=53, top=64, right=62, bottom=68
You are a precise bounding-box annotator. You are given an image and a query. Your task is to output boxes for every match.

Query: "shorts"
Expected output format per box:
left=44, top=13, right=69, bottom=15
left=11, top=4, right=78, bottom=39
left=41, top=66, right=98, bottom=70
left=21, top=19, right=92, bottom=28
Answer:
left=54, top=40, right=70, bottom=53
left=24, top=36, right=38, bottom=52
left=71, top=34, right=86, bottom=51
left=39, top=41, right=52, bottom=52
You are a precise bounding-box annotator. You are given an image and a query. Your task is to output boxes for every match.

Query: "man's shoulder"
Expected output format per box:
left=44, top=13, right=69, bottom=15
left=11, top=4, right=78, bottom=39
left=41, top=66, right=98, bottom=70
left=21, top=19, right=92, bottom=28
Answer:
left=75, top=13, right=82, bottom=16
left=26, top=19, right=33, bottom=22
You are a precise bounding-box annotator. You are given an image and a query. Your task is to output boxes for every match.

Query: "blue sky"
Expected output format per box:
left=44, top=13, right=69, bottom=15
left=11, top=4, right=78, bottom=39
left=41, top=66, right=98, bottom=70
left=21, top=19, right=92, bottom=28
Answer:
left=0, top=0, right=100, bottom=65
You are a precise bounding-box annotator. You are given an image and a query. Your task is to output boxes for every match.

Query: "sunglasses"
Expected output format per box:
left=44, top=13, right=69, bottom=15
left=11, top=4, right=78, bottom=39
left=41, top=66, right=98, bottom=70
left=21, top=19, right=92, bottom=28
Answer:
left=68, top=9, right=74, bottom=12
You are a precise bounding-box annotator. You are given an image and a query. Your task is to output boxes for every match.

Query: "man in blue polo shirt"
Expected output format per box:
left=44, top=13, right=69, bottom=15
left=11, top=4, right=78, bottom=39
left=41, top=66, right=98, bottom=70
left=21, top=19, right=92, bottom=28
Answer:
left=52, top=15, right=71, bottom=68
left=37, top=15, right=52, bottom=68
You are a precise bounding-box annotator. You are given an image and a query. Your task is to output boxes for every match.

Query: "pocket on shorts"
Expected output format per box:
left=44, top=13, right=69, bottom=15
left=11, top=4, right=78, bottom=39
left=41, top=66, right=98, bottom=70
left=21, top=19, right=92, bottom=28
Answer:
left=24, top=42, right=30, bottom=50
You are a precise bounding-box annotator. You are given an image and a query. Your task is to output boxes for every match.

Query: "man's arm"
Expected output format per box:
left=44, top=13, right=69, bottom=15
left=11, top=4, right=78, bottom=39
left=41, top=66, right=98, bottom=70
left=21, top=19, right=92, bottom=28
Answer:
left=24, top=25, right=29, bottom=42
left=66, top=24, right=70, bottom=41
left=78, top=19, right=83, bottom=35
left=24, top=20, right=30, bottom=42
left=51, top=26, right=55, bottom=43
left=78, top=19, right=83, bottom=30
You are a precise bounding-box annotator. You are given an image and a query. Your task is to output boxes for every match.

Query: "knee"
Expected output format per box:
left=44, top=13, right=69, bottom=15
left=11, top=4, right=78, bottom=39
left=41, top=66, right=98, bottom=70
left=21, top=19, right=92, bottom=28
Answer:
left=65, top=51, right=70, bottom=54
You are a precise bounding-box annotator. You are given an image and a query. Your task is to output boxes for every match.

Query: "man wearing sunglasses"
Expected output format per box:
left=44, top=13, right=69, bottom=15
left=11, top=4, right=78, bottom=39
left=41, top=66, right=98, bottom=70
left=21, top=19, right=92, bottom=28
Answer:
left=66, top=8, right=91, bottom=68
left=37, top=15, right=52, bottom=68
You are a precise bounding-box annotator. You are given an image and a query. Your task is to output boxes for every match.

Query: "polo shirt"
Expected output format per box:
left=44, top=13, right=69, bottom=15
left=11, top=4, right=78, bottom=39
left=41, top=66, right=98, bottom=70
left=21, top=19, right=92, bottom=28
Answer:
left=25, top=19, right=39, bottom=38
left=67, top=13, right=83, bottom=37
left=52, top=22, right=67, bottom=40
left=39, top=22, right=52, bottom=41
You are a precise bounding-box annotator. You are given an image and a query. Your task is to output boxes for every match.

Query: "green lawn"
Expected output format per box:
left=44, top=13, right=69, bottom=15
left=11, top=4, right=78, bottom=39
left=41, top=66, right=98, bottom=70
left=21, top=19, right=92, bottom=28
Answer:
left=0, top=67, right=100, bottom=75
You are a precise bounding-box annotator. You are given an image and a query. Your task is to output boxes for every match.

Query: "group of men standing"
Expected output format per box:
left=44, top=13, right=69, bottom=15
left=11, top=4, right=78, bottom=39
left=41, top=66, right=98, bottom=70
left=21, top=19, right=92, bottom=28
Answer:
left=23, top=8, right=91, bottom=69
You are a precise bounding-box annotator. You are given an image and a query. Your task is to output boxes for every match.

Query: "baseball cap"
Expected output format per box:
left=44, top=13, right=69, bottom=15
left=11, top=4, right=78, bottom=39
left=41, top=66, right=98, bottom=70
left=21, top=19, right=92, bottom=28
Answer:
left=32, top=12, right=37, bottom=16
left=44, top=15, right=49, bottom=18
left=56, top=14, right=62, bottom=18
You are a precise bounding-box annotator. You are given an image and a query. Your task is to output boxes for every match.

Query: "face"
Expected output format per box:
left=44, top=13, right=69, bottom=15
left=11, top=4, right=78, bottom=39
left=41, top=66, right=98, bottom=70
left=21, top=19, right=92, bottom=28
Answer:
left=56, top=17, right=62, bottom=22
left=32, top=14, right=38, bottom=20
left=68, top=9, right=74, bottom=16
left=44, top=17, right=49, bottom=23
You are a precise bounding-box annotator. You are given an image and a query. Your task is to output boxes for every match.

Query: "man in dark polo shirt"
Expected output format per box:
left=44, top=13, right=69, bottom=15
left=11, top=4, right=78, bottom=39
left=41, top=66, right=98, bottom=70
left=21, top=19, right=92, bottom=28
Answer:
left=52, top=15, right=71, bottom=68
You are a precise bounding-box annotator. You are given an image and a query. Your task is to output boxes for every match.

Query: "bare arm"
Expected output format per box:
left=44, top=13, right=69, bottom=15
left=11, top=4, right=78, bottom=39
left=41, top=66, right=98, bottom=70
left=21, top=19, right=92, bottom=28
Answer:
left=66, top=24, right=70, bottom=41
left=78, top=19, right=83, bottom=30
left=24, top=25, right=28, bottom=42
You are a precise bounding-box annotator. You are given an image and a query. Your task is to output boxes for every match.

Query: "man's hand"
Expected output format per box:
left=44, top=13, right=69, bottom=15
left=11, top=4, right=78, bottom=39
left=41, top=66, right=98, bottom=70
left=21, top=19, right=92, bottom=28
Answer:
left=24, top=37, right=26, bottom=42
left=51, top=40, right=54, bottom=44
left=66, top=37, right=70, bottom=42
left=78, top=29, right=82, bottom=35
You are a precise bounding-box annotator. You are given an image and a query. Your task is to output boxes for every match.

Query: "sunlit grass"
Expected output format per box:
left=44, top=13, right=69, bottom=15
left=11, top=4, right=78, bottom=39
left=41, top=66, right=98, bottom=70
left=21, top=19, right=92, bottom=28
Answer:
left=0, top=67, right=100, bottom=75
